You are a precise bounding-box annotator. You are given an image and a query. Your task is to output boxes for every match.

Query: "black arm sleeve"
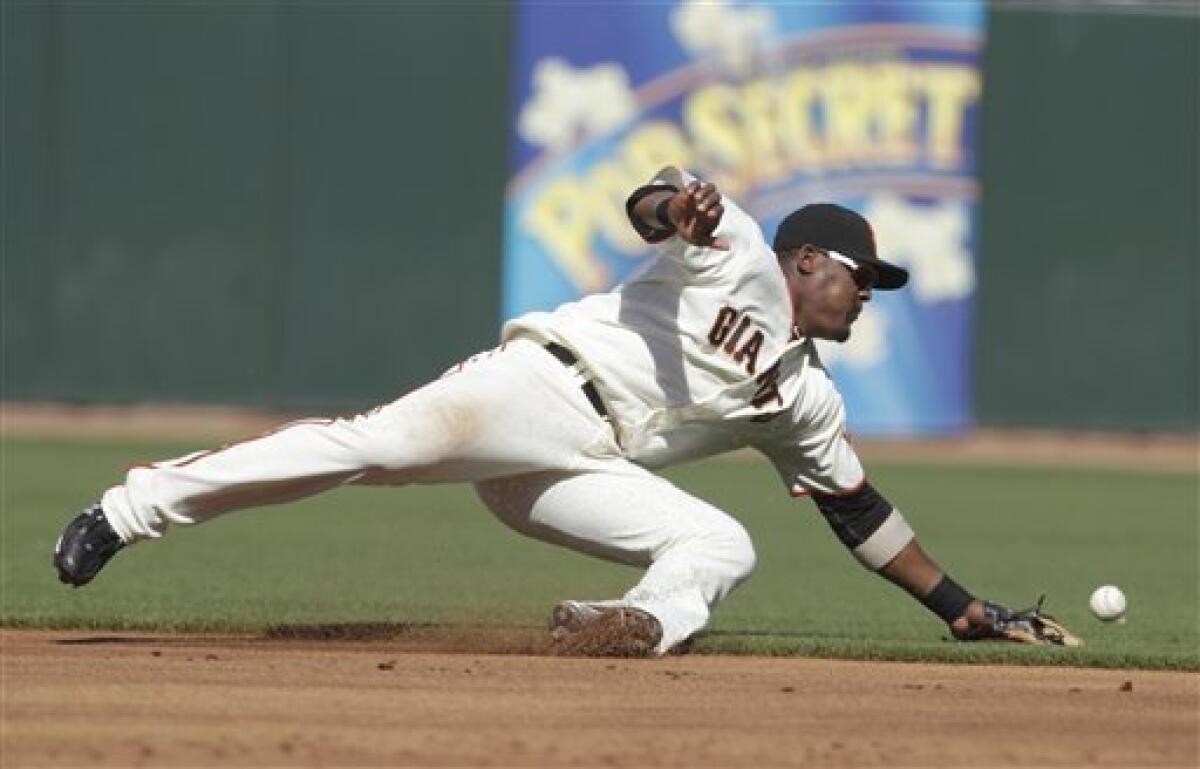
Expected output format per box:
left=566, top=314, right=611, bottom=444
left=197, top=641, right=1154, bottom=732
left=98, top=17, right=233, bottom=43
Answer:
left=810, top=482, right=894, bottom=550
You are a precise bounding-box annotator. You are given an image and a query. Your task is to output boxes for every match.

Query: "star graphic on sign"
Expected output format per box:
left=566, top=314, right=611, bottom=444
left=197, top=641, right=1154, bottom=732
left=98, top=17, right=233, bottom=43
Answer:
left=864, top=195, right=976, bottom=303
left=671, top=0, right=776, bottom=75
left=518, top=58, right=638, bottom=152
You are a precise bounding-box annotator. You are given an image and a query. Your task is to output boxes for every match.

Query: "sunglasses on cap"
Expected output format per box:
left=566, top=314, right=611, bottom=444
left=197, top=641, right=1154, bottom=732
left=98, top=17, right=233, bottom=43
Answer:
left=821, top=249, right=878, bottom=290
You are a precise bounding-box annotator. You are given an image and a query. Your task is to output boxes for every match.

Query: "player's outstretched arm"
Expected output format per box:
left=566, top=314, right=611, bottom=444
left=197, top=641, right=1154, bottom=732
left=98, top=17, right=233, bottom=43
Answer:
left=810, top=483, right=1080, bottom=646
left=878, top=537, right=1082, bottom=646
left=624, top=168, right=729, bottom=250
left=808, top=483, right=975, bottom=634
left=874, top=536, right=983, bottom=637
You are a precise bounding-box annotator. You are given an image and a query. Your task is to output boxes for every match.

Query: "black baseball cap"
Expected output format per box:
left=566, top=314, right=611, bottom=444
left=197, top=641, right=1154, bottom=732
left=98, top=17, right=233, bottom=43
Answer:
left=773, top=203, right=908, bottom=290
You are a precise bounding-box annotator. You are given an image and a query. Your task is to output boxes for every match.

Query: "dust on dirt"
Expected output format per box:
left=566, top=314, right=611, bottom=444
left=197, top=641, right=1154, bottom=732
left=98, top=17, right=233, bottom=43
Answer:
left=4, top=629, right=1197, bottom=767
left=549, top=608, right=662, bottom=658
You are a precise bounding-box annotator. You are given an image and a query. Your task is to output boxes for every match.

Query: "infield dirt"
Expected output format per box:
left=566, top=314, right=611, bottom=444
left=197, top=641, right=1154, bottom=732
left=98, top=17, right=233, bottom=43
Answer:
left=4, top=629, right=1197, bottom=767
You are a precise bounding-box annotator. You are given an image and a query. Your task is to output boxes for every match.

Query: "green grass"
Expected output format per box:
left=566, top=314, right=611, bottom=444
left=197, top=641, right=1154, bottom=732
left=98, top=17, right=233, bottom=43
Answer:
left=3, top=436, right=1197, bottom=669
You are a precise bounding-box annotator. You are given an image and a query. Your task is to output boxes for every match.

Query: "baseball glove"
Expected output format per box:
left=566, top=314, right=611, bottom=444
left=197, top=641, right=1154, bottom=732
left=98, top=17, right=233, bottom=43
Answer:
left=959, top=595, right=1083, bottom=647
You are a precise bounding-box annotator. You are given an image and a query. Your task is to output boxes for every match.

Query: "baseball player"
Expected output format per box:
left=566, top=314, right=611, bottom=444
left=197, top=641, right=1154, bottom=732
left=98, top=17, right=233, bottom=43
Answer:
left=53, top=167, right=1079, bottom=654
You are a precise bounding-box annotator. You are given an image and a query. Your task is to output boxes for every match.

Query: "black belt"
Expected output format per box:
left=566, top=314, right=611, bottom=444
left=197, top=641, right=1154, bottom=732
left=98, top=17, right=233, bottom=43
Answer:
left=544, top=342, right=611, bottom=420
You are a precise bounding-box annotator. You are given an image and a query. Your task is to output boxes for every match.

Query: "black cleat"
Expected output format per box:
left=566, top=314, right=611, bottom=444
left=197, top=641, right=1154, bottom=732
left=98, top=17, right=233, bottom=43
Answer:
left=53, top=503, right=126, bottom=587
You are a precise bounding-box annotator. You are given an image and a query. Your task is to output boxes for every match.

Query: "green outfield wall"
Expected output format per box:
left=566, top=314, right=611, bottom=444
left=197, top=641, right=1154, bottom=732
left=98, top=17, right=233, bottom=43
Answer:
left=4, top=4, right=1196, bottom=431
left=4, top=4, right=509, bottom=409
left=976, top=6, right=1197, bottom=432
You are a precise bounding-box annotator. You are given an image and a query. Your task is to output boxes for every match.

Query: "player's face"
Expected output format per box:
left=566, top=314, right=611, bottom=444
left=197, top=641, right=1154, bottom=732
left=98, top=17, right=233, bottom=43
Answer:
left=789, top=249, right=875, bottom=342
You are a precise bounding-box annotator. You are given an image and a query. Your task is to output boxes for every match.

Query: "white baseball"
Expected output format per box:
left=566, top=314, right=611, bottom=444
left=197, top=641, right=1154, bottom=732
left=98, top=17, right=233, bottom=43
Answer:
left=1089, top=585, right=1127, bottom=621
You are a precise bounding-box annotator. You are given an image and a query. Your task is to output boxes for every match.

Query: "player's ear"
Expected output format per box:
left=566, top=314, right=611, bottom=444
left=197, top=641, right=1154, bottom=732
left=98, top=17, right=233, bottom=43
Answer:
left=791, top=245, right=820, bottom=276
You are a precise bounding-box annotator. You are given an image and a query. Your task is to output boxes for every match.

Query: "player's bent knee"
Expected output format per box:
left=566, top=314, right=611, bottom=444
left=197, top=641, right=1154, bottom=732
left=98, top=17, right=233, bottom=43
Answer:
left=724, top=529, right=758, bottom=585
left=697, top=521, right=757, bottom=586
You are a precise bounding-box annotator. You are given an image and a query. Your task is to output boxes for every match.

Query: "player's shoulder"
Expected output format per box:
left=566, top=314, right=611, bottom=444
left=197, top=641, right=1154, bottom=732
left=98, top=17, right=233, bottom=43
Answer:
left=714, top=191, right=765, bottom=243
left=690, top=201, right=773, bottom=276
left=673, top=170, right=766, bottom=248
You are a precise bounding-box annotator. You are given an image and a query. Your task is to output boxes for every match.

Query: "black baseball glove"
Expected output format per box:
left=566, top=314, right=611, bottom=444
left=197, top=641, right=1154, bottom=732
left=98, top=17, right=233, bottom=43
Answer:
left=957, top=595, right=1083, bottom=647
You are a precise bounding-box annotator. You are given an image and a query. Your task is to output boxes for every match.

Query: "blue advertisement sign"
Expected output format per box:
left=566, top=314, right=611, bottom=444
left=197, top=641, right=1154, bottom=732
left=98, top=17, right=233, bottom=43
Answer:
left=505, top=1, right=983, bottom=435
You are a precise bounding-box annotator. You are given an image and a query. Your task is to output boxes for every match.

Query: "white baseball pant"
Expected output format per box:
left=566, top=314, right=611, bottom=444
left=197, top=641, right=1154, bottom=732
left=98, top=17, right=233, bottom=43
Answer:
left=101, top=339, right=757, bottom=653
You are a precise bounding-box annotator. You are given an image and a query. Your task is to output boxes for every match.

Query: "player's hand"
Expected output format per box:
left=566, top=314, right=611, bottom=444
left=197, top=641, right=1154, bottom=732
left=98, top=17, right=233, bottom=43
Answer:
left=952, top=596, right=1082, bottom=647
left=667, top=181, right=729, bottom=250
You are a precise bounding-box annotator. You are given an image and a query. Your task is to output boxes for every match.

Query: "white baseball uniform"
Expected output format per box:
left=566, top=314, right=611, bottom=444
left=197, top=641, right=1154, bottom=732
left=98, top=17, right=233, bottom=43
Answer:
left=100, top=177, right=914, bottom=654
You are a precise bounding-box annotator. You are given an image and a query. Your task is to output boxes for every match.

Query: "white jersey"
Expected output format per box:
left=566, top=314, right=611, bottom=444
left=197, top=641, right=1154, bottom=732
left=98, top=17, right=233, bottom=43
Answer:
left=503, top=188, right=865, bottom=497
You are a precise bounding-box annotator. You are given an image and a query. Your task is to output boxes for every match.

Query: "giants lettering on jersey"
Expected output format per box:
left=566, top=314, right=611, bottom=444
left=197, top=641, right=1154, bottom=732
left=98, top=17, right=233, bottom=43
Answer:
left=708, top=306, right=765, bottom=375
left=752, top=362, right=783, bottom=410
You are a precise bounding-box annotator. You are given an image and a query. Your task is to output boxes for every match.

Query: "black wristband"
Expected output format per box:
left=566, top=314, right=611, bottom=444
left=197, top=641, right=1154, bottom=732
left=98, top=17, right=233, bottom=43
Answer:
left=920, top=575, right=975, bottom=624
left=654, top=198, right=673, bottom=230
left=625, top=183, right=679, bottom=242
